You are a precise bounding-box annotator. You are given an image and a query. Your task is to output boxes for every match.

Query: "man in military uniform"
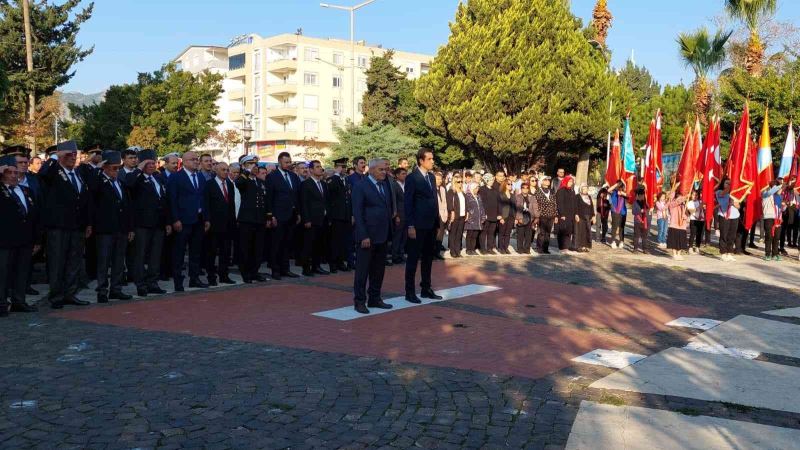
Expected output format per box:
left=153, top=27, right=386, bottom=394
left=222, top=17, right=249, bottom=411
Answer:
left=326, top=158, right=352, bottom=273
left=120, top=148, right=139, bottom=282
left=0, top=156, right=40, bottom=316
left=78, top=144, right=103, bottom=282
left=91, top=151, right=134, bottom=303
left=235, top=155, right=271, bottom=283
left=38, top=141, right=92, bottom=309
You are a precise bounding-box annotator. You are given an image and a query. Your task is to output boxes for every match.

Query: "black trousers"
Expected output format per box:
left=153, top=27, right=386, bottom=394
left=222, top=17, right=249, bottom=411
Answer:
left=764, top=219, right=781, bottom=257
left=466, top=230, right=480, bottom=252
left=172, top=220, right=203, bottom=288
left=133, top=227, right=164, bottom=291
left=516, top=225, right=532, bottom=253
left=448, top=217, right=466, bottom=256
left=537, top=218, right=554, bottom=252
left=354, top=241, right=387, bottom=306
left=736, top=220, right=748, bottom=254
left=302, top=224, right=326, bottom=269
left=0, top=246, right=33, bottom=306
left=718, top=217, right=738, bottom=254
left=391, top=219, right=407, bottom=261
left=96, top=233, right=128, bottom=296
left=480, top=221, right=498, bottom=251
left=271, top=220, right=295, bottom=273
left=436, top=224, right=447, bottom=251
left=405, top=227, right=436, bottom=295
left=632, top=224, right=647, bottom=251
left=556, top=219, right=574, bottom=250
left=46, top=229, right=85, bottom=304
left=596, top=215, right=609, bottom=242
left=238, top=222, right=265, bottom=281
left=329, top=220, right=351, bottom=267
left=206, top=231, right=232, bottom=280
left=689, top=220, right=704, bottom=249
left=610, top=213, right=626, bottom=245
left=498, top=218, right=514, bottom=250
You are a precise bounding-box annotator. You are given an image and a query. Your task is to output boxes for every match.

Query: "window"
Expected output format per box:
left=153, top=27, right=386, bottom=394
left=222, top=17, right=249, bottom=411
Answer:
left=304, top=72, right=318, bottom=86
left=332, top=75, right=342, bottom=88
left=228, top=53, right=246, bottom=70
left=253, top=96, right=261, bottom=115
left=332, top=99, right=342, bottom=116
left=304, top=119, right=318, bottom=133
left=333, top=52, right=344, bottom=65
left=304, top=47, right=319, bottom=61
left=253, top=74, right=261, bottom=91
left=357, top=102, right=363, bottom=114
left=406, top=67, right=415, bottom=74
left=358, top=78, right=367, bottom=91
left=253, top=50, right=261, bottom=72
left=252, top=118, right=260, bottom=139
left=357, top=55, right=368, bottom=68
left=303, top=95, right=319, bottom=110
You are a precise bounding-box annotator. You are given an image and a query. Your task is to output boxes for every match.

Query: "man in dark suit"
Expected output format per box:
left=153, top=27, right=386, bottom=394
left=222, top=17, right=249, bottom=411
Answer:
left=390, top=167, right=408, bottom=264
left=78, top=145, right=103, bottom=282
left=0, top=156, right=40, bottom=316
left=235, top=155, right=270, bottom=283
left=203, top=161, right=237, bottom=286
left=265, top=151, right=301, bottom=280
left=90, top=151, right=134, bottom=303
left=300, top=160, right=329, bottom=276
left=352, top=159, right=394, bottom=314
left=158, top=152, right=181, bottom=281
left=167, top=151, right=209, bottom=291
left=404, top=148, right=442, bottom=303
left=345, top=156, right=368, bottom=270
left=325, top=158, right=351, bottom=273
left=38, top=141, right=92, bottom=309
left=126, top=149, right=170, bottom=297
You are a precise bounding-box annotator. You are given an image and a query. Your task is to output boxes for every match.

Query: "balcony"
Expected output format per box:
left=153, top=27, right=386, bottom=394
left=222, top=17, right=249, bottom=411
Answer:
left=227, top=89, right=245, bottom=100
left=266, top=58, right=297, bottom=74
left=266, top=82, right=297, bottom=96
left=228, top=67, right=246, bottom=80
left=266, top=106, right=298, bottom=119
left=264, top=129, right=299, bottom=141
left=228, top=111, right=244, bottom=122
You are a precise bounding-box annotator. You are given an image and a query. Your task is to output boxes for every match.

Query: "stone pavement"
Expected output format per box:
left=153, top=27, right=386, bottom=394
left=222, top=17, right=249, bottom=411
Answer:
left=1, top=242, right=799, bottom=449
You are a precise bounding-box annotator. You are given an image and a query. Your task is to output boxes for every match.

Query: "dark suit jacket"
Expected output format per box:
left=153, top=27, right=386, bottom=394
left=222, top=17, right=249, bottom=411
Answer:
left=128, top=171, right=169, bottom=229
left=39, top=161, right=93, bottom=231
left=168, top=169, right=206, bottom=225
left=347, top=172, right=367, bottom=189
left=326, top=173, right=351, bottom=222
left=91, top=174, right=133, bottom=234
left=403, top=168, right=439, bottom=230
left=0, top=185, right=40, bottom=248
left=265, top=169, right=301, bottom=224
left=300, top=177, right=328, bottom=227
left=204, top=177, right=237, bottom=234
left=19, top=173, right=43, bottom=207
left=352, top=177, right=393, bottom=245
left=235, top=173, right=268, bottom=225
left=392, top=180, right=405, bottom=221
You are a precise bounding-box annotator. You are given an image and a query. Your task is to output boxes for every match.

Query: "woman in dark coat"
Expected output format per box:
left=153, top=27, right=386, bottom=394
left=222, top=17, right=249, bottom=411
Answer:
left=479, top=173, right=500, bottom=254
left=555, top=176, right=577, bottom=251
left=464, top=181, right=486, bottom=255
left=497, top=180, right=516, bottom=254
left=575, top=183, right=595, bottom=252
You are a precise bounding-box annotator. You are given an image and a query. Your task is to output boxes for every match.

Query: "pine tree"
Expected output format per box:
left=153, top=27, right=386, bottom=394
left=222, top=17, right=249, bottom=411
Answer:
left=416, top=0, right=628, bottom=172
left=362, top=50, right=404, bottom=126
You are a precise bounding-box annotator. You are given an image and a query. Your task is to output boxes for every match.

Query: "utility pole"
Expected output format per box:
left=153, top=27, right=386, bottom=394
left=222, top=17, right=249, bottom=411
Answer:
left=22, top=0, right=37, bottom=152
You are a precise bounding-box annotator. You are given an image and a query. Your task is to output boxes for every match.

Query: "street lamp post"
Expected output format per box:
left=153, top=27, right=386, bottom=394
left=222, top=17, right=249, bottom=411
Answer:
left=242, top=113, right=254, bottom=156
left=320, top=0, right=376, bottom=124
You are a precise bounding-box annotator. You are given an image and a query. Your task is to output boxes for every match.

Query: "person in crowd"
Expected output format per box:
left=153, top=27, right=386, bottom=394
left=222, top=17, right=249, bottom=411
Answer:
left=390, top=167, right=408, bottom=264
left=168, top=151, right=208, bottom=291
left=762, top=179, right=784, bottom=261
left=397, top=157, right=410, bottom=171
left=479, top=173, right=499, bottom=254
left=595, top=185, right=610, bottom=244
left=199, top=154, right=215, bottom=181
left=533, top=176, right=557, bottom=254
left=326, top=158, right=352, bottom=273
left=446, top=173, right=467, bottom=258
left=716, top=179, right=739, bottom=262
left=779, top=179, right=796, bottom=255
left=299, top=160, right=329, bottom=276
left=128, top=149, right=169, bottom=297
left=464, top=181, right=486, bottom=256
left=555, top=175, right=577, bottom=252
left=666, top=190, right=689, bottom=260
left=29, top=155, right=42, bottom=174
left=514, top=182, right=535, bottom=254
left=736, top=201, right=752, bottom=256
left=158, top=150, right=182, bottom=281
left=236, top=155, right=269, bottom=283
left=7, top=146, right=43, bottom=296
left=203, top=161, right=237, bottom=285
left=655, top=192, right=669, bottom=248
left=265, top=152, right=302, bottom=280
left=497, top=178, right=515, bottom=254
left=553, top=168, right=566, bottom=191
left=159, top=153, right=180, bottom=181
left=575, top=183, right=595, bottom=253
left=348, top=156, right=367, bottom=187
left=631, top=189, right=650, bottom=254
left=0, top=156, right=40, bottom=316
left=686, top=190, right=705, bottom=254
left=435, top=171, right=449, bottom=258
left=404, top=148, right=442, bottom=304
left=608, top=180, right=628, bottom=249
left=121, top=148, right=139, bottom=179
left=78, top=145, right=103, bottom=283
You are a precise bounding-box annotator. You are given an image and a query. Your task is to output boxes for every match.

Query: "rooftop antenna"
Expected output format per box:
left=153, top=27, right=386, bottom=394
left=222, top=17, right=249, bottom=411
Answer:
left=630, top=49, right=635, bottom=66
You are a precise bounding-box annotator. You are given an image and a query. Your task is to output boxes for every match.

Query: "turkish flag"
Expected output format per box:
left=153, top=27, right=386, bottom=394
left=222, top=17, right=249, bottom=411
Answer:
left=605, top=129, right=622, bottom=187
left=676, top=120, right=702, bottom=196
left=701, top=116, right=722, bottom=230
left=729, top=104, right=756, bottom=205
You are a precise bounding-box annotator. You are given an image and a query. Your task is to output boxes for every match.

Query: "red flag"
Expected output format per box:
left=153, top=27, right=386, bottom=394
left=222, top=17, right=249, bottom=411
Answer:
left=745, top=132, right=762, bottom=231
left=605, top=129, right=622, bottom=187
left=702, top=116, right=722, bottom=230
left=676, top=120, right=702, bottom=196
left=643, top=119, right=658, bottom=207
left=729, top=104, right=756, bottom=204
left=654, top=110, right=664, bottom=194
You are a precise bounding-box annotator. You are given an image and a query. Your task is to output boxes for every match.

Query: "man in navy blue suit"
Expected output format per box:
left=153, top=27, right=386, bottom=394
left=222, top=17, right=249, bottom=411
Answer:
left=167, top=151, right=209, bottom=291
left=351, top=159, right=394, bottom=314
left=265, top=152, right=302, bottom=280
left=404, top=148, right=442, bottom=303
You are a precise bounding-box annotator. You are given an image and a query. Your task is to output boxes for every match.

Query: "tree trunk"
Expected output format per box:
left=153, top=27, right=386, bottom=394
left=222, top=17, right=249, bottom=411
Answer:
left=22, top=0, right=37, bottom=152
left=745, top=34, right=764, bottom=78
left=575, top=149, right=591, bottom=187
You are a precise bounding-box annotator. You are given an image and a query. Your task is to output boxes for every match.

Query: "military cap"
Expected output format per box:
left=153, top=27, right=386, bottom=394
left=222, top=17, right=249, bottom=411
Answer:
left=45, top=145, right=58, bottom=156
left=1, top=145, right=32, bottom=157
left=240, top=154, right=257, bottom=164
left=56, top=141, right=79, bottom=153
left=333, top=157, right=348, bottom=166
left=83, top=144, right=102, bottom=155
left=101, top=150, right=122, bottom=166
left=0, top=155, right=17, bottom=168
left=138, top=149, right=157, bottom=162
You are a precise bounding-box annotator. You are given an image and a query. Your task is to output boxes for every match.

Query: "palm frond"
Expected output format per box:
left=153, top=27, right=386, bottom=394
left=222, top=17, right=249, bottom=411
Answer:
left=677, top=27, right=731, bottom=78
left=724, top=0, right=777, bottom=32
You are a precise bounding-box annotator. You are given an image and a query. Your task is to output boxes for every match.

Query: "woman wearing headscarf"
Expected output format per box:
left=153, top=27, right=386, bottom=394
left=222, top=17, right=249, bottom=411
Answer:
left=479, top=173, right=499, bottom=254
left=464, top=181, right=486, bottom=255
left=595, top=185, right=610, bottom=243
left=574, top=183, right=595, bottom=252
left=555, top=175, right=577, bottom=251
left=497, top=179, right=516, bottom=254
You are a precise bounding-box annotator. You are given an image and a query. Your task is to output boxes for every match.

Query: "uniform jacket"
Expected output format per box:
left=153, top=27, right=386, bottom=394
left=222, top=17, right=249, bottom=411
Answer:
left=126, top=170, right=169, bottom=229
left=91, top=173, right=134, bottom=234
left=325, top=173, right=351, bottom=222
left=39, top=160, right=93, bottom=230
left=235, top=172, right=269, bottom=225
left=0, top=184, right=40, bottom=248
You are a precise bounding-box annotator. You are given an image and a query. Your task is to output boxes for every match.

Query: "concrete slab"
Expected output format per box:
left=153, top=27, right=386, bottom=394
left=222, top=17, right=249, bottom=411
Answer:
left=683, top=341, right=760, bottom=360
left=666, top=317, right=722, bottom=330
left=692, top=315, right=800, bottom=359
left=572, top=349, right=647, bottom=369
left=591, top=347, right=800, bottom=413
left=764, top=307, right=800, bottom=319
left=566, top=401, right=800, bottom=450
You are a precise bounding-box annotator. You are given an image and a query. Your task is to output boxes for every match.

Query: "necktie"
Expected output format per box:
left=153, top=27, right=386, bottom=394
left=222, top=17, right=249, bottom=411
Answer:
left=377, top=183, right=385, bottom=198
left=113, top=180, right=122, bottom=199
left=317, top=180, right=323, bottom=196
left=150, top=176, right=161, bottom=197
left=284, top=171, right=292, bottom=189
left=221, top=180, right=229, bottom=202
left=69, top=172, right=80, bottom=192
left=191, top=172, right=198, bottom=190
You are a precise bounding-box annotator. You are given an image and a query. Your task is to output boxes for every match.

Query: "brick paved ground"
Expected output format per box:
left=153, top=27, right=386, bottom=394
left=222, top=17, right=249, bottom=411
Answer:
left=1, top=244, right=799, bottom=449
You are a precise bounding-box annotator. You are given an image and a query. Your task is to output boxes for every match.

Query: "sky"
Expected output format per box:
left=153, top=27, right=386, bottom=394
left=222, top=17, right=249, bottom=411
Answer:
left=63, top=0, right=800, bottom=94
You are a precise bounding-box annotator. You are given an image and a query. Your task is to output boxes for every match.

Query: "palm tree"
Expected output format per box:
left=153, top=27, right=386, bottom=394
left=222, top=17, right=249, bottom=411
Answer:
left=591, top=0, right=613, bottom=47
left=677, top=27, right=732, bottom=123
left=724, top=0, right=777, bottom=77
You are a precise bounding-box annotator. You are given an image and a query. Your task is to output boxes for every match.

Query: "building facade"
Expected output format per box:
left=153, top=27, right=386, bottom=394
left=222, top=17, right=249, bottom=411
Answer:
left=175, top=33, right=432, bottom=163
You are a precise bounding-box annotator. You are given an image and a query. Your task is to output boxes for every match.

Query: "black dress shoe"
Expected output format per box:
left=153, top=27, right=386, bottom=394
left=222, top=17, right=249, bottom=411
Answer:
left=136, top=289, right=149, bottom=297
left=434, top=253, right=446, bottom=260
left=405, top=294, right=422, bottom=304
left=282, top=271, right=299, bottom=278
left=50, top=302, right=64, bottom=310
left=354, top=304, right=370, bottom=314
left=189, top=279, right=209, bottom=288
left=174, top=285, right=185, bottom=292
left=219, top=277, right=237, bottom=285
left=109, top=292, right=133, bottom=300
left=421, top=289, right=443, bottom=300
left=367, top=300, right=393, bottom=309
left=302, top=269, right=315, bottom=277
left=64, top=297, right=90, bottom=306
left=252, top=274, right=266, bottom=282
left=314, top=267, right=330, bottom=275
left=207, top=279, right=218, bottom=287
left=10, top=303, right=38, bottom=313
left=97, top=295, right=108, bottom=304
left=148, top=286, right=167, bottom=295
left=271, top=272, right=282, bottom=281
left=26, top=287, right=40, bottom=296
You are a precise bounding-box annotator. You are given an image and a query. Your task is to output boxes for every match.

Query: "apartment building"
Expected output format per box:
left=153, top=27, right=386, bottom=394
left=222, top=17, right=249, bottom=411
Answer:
left=175, top=33, right=433, bottom=162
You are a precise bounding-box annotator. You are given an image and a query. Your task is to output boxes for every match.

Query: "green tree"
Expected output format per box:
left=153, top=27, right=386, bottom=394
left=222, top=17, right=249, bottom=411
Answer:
left=724, top=0, right=777, bottom=77
left=68, top=82, right=142, bottom=149
left=677, top=27, right=731, bottom=123
left=651, top=85, right=696, bottom=154
left=416, top=0, right=628, bottom=173
left=362, top=50, right=404, bottom=126
left=133, top=63, right=223, bottom=154
left=0, top=63, right=8, bottom=106
left=328, top=123, right=419, bottom=165
left=0, top=0, right=93, bottom=138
